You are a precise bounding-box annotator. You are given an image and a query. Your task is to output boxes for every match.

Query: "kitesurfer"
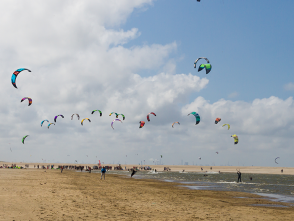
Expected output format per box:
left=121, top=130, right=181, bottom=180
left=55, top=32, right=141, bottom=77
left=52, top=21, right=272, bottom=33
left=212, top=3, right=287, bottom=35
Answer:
left=131, top=169, right=137, bottom=178
left=101, top=166, right=106, bottom=180
left=237, top=170, right=242, bottom=182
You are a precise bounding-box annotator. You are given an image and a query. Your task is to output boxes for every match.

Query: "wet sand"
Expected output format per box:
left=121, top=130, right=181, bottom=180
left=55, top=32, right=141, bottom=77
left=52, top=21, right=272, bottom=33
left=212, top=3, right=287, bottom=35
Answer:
left=0, top=168, right=294, bottom=220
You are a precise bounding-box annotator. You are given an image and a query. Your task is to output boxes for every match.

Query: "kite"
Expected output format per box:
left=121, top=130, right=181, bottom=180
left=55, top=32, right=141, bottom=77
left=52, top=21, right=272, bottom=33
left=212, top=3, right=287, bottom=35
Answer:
left=194, top=57, right=211, bottom=74
left=161, top=155, right=163, bottom=158
left=216, top=152, right=219, bottom=154
left=118, top=114, right=125, bottom=120
left=199, top=157, right=201, bottom=160
left=92, top=110, right=102, bottom=116
left=172, top=122, right=180, bottom=128
left=109, top=112, right=118, bottom=118
left=21, top=97, right=32, bottom=106
left=275, top=157, right=280, bottom=164
left=187, top=112, right=200, bottom=125
left=11, top=68, right=31, bottom=89
left=111, top=119, right=122, bottom=129
left=71, top=114, right=80, bottom=120
left=22, top=135, right=29, bottom=144
left=54, top=115, right=64, bottom=122
left=231, top=134, right=239, bottom=144
left=81, top=118, right=91, bottom=125
left=147, top=112, right=156, bottom=121
left=48, top=123, right=55, bottom=129
left=41, top=120, right=49, bottom=127
left=215, top=118, right=221, bottom=124
left=139, top=121, right=145, bottom=128
left=222, top=124, right=230, bottom=130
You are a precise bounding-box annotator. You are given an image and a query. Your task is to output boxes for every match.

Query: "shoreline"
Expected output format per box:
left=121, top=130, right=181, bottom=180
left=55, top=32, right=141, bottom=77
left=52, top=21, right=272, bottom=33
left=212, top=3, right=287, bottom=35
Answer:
left=0, top=169, right=294, bottom=220
left=1, top=162, right=293, bottom=175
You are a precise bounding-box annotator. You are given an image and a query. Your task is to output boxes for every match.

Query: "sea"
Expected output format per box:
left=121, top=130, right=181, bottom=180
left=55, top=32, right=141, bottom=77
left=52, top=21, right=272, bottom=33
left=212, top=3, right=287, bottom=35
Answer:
left=102, top=170, right=294, bottom=204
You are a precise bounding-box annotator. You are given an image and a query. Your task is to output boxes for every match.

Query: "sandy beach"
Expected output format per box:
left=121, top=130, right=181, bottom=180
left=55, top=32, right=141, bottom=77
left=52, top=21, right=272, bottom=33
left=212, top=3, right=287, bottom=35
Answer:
left=0, top=167, right=294, bottom=220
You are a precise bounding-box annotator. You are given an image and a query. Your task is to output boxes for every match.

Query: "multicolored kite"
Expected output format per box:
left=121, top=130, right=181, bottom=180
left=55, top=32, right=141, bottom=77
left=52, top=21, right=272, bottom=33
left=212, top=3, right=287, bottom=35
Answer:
left=48, top=123, right=55, bottom=129
left=54, top=115, right=64, bottom=122
left=41, top=120, right=49, bottom=127
left=139, top=121, right=145, bottom=128
left=109, top=112, right=118, bottom=118
left=92, top=110, right=102, bottom=116
left=215, top=118, right=221, bottom=124
left=147, top=112, right=156, bottom=121
left=188, top=112, right=200, bottom=125
left=194, top=57, right=211, bottom=74
left=22, top=135, right=29, bottom=144
left=231, top=134, right=239, bottom=144
left=11, top=68, right=31, bottom=89
left=21, top=97, right=32, bottom=106
left=81, top=118, right=91, bottom=125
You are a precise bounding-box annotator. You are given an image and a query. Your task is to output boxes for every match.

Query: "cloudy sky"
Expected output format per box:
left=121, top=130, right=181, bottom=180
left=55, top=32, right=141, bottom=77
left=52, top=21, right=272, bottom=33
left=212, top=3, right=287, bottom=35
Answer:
left=1, top=0, right=294, bottom=167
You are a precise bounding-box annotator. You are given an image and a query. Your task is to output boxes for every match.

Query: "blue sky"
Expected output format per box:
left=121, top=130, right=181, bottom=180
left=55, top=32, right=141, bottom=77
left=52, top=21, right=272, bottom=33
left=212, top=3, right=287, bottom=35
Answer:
left=122, top=0, right=294, bottom=103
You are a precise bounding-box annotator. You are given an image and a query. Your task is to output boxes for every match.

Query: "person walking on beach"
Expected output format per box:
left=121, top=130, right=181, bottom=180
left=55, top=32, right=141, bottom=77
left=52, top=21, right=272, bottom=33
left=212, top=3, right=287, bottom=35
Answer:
left=101, top=166, right=106, bottom=180
left=237, top=170, right=242, bottom=182
left=61, top=166, right=63, bottom=173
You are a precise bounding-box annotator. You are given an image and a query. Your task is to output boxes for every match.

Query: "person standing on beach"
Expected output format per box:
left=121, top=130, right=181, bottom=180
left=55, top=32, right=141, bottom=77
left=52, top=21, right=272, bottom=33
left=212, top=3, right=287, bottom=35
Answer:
left=101, top=166, right=106, bottom=180
left=61, top=166, right=63, bottom=173
left=237, top=170, right=241, bottom=182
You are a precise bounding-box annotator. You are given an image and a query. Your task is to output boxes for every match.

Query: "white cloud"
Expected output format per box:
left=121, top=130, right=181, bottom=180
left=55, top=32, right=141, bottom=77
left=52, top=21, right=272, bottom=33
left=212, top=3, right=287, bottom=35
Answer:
left=284, top=82, right=294, bottom=91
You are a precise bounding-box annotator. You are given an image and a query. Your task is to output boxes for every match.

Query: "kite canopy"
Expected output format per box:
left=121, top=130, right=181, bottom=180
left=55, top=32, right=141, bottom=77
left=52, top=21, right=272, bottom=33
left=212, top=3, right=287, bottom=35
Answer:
left=92, top=110, right=102, bottom=116
left=187, top=112, right=200, bottom=125
left=231, top=134, right=239, bottom=144
left=139, top=121, right=145, bottom=128
left=111, top=119, right=122, bottom=129
left=172, top=121, right=180, bottom=128
left=118, top=114, right=125, bottom=120
left=54, top=115, right=64, bottom=122
left=81, top=118, right=91, bottom=126
left=147, top=112, right=156, bottom=122
left=11, top=68, right=31, bottom=89
left=215, top=118, right=221, bottom=124
left=109, top=112, right=118, bottom=118
left=41, top=120, right=49, bottom=127
left=222, top=124, right=230, bottom=130
left=48, top=123, right=55, bottom=129
left=21, top=97, right=32, bottom=106
left=275, top=157, right=280, bottom=164
left=194, top=57, right=211, bottom=74
left=22, top=135, right=29, bottom=144
left=71, top=114, right=80, bottom=120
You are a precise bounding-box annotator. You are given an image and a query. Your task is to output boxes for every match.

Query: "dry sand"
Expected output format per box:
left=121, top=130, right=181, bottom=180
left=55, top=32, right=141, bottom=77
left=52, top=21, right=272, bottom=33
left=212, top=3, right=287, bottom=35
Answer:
left=0, top=168, right=294, bottom=220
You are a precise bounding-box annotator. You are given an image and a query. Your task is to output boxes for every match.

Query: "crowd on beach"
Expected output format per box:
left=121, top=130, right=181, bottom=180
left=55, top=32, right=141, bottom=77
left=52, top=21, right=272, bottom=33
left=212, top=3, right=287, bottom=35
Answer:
left=1, top=163, right=287, bottom=183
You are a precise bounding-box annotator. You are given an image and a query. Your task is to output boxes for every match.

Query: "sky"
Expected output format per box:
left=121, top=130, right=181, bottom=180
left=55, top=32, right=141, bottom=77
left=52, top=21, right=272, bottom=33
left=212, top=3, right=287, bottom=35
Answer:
left=1, top=0, right=294, bottom=167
